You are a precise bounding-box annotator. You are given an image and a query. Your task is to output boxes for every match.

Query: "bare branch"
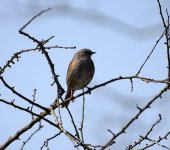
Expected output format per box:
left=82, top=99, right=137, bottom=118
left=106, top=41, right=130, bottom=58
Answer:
left=127, top=114, right=162, bottom=150
left=20, top=122, right=43, bottom=150
left=100, top=85, right=169, bottom=150
left=136, top=25, right=169, bottom=76
left=40, top=131, right=62, bottom=150
left=30, top=89, right=37, bottom=119
left=139, top=131, right=170, bottom=150
left=79, top=89, right=86, bottom=143
left=0, top=76, right=49, bottom=112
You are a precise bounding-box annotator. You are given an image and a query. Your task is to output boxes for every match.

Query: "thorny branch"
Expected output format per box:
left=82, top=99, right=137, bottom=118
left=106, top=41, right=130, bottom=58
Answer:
left=139, top=131, right=170, bottom=150
left=100, top=85, right=169, bottom=150
left=127, top=114, right=162, bottom=150
left=157, top=0, right=170, bottom=79
left=20, top=122, right=43, bottom=150
left=40, top=131, right=62, bottom=150
left=30, top=89, right=37, bottom=119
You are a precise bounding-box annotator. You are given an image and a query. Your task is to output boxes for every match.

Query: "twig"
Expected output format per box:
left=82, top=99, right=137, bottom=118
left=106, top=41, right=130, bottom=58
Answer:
left=0, top=45, right=76, bottom=75
left=79, top=89, right=85, bottom=143
left=142, top=137, right=170, bottom=149
left=30, top=89, right=37, bottom=119
left=40, top=131, right=62, bottom=150
left=0, top=48, right=38, bottom=75
left=65, top=107, right=81, bottom=140
left=136, top=25, right=169, bottom=76
left=20, top=122, right=43, bottom=150
left=50, top=108, right=89, bottom=149
left=100, top=85, right=169, bottom=150
left=40, top=48, right=65, bottom=98
left=0, top=98, right=54, bottom=127
left=0, top=98, right=85, bottom=150
left=129, top=78, right=133, bottom=92
left=19, top=8, right=51, bottom=43
left=19, top=8, right=67, bottom=98
left=45, top=45, right=76, bottom=49
left=139, top=131, right=170, bottom=150
left=157, top=0, right=170, bottom=79
left=61, top=75, right=170, bottom=108
left=1, top=71, right=170, bottom=149
left=0, top=76, right=49, bottom=112
left=127, top=114, right=162, bottom=150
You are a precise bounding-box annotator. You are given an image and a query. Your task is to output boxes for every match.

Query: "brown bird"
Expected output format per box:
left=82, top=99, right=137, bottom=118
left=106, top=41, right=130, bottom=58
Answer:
left=62, top=48, right=96, bottom=107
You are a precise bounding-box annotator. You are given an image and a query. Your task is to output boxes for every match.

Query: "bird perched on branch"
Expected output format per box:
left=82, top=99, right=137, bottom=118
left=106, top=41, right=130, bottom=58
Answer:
left=62, top=48, right=96, bottom=107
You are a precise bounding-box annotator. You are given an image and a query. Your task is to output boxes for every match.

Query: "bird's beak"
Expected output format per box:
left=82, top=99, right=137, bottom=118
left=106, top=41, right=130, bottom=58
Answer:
left=92, top=51, right=96, bottom=54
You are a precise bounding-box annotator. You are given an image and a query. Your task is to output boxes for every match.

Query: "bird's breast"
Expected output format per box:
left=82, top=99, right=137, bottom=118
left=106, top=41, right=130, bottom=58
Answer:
left=67, top=58, right=95, bottom=90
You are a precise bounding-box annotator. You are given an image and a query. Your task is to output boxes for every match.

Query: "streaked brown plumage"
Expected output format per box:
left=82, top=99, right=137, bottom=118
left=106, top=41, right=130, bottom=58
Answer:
left=62, top=48, right=95, bottom=107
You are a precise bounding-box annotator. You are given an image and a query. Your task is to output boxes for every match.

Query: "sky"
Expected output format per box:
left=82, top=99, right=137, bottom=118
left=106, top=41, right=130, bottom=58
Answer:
left=0, top=0, right=170, bottom=150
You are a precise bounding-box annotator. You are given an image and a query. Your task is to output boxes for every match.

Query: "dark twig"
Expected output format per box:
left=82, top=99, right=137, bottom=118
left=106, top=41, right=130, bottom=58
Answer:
left=139, top=131, right=170, bottom=150
left=79, top=89, right=85, bottom=143
left=130, top=78, right=133, bottom=92
left=1, top=72, right=169, bottom=149
left=61, top=75, right=170, bottom=108
left=65, top=107, right=81, bottom=140
left=166, top=10, right=170, bottom=79
left=142, top=137, right=170, bottom=149
left=0, top=98, right=87, bottom=150
left=30, top=89, right=37, bottom=119
left=40, top=131, right=62, bottom=150
left=0, top=98, right=56, bottom=128
left=127, top=114, right=162, bottom=150
left=40, top=48, right=65, bottom=98
left=19, top=8, right=51, bottom=44
left=0, top=48, right=38, bottom=75
left=50, top=108, right=90, bottom=149
left=0, top=45, right=75, bottom=75
left=0, top=76, right=49, bottom=112
left=20, top=122, right=43, bottom=150
left=136, top=25, right=169, bottom=76
left=100, top=85, right=169, bottom=150
left=157, top=0, right=170, bottom=79
left=45, top=45, right=76, bottom=50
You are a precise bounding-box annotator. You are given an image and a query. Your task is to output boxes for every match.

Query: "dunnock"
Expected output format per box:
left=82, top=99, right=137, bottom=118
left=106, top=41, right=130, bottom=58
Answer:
left=62, top=48, right=96, bottom=107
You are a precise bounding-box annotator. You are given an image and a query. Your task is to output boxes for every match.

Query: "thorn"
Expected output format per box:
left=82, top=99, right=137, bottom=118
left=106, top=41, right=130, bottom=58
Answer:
left=86, top=87, right=92, bottom=94
left=136, top=104, right=142, bottom=111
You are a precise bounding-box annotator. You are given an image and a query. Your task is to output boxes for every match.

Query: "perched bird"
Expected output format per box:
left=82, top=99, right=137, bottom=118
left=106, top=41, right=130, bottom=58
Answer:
left=62, top=48, right=96, bottom=107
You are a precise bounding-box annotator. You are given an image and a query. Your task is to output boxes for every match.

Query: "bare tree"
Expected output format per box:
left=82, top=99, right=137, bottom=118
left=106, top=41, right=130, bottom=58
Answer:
left=0, top=0, right=170, bottom=150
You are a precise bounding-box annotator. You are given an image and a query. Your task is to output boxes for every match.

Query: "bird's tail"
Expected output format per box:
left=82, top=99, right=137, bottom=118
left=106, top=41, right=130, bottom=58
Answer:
left=62, top=89, right=72, bottom=108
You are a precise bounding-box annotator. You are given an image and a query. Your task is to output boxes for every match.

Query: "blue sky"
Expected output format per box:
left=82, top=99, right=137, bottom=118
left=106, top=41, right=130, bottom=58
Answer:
left=0, top=0, right=170, bottom=149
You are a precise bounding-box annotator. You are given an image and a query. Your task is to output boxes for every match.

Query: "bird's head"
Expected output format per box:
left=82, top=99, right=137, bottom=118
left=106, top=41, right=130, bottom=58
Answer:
left=74, top=48, right=96, bottom=59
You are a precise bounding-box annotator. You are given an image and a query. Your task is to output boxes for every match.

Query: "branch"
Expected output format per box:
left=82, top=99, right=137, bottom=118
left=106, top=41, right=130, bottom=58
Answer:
left=157, top=0, right=170, bottom=79
left=139, top=131, right=170, bottom=150
left=40, top=131, right=62, bottom=150
left=19, top=8, right=51, bottom=43
left=30, top=89, right=37, bottom=119
left=0, top=48, right=37, bottom=75
left=127, top=114, right=162, bottom=149
left=0, top=76, right=49, bottom=112
left=0, top=98, right=84, bottom=150
left=100, top=85, right=169, bottom=150
left=136, top=25, right=169, bottom=76
left=79, top=89, right=86, bottom=143
left=20, top=122, right=43, bottom=150
left=0, top=45, right=75, bottom=75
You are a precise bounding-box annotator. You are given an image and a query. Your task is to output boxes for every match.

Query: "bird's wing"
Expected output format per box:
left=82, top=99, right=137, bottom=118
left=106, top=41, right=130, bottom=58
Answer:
left=66, top=58, right=79, bottom=88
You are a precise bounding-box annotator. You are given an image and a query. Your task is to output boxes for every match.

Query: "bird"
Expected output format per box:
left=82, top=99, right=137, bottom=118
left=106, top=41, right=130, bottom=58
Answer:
left=62, top=48, right=96, bottom=107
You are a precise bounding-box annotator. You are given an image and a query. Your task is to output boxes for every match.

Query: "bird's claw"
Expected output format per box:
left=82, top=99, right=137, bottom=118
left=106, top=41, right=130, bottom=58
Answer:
left=71, top=96, right=75, bottom=103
